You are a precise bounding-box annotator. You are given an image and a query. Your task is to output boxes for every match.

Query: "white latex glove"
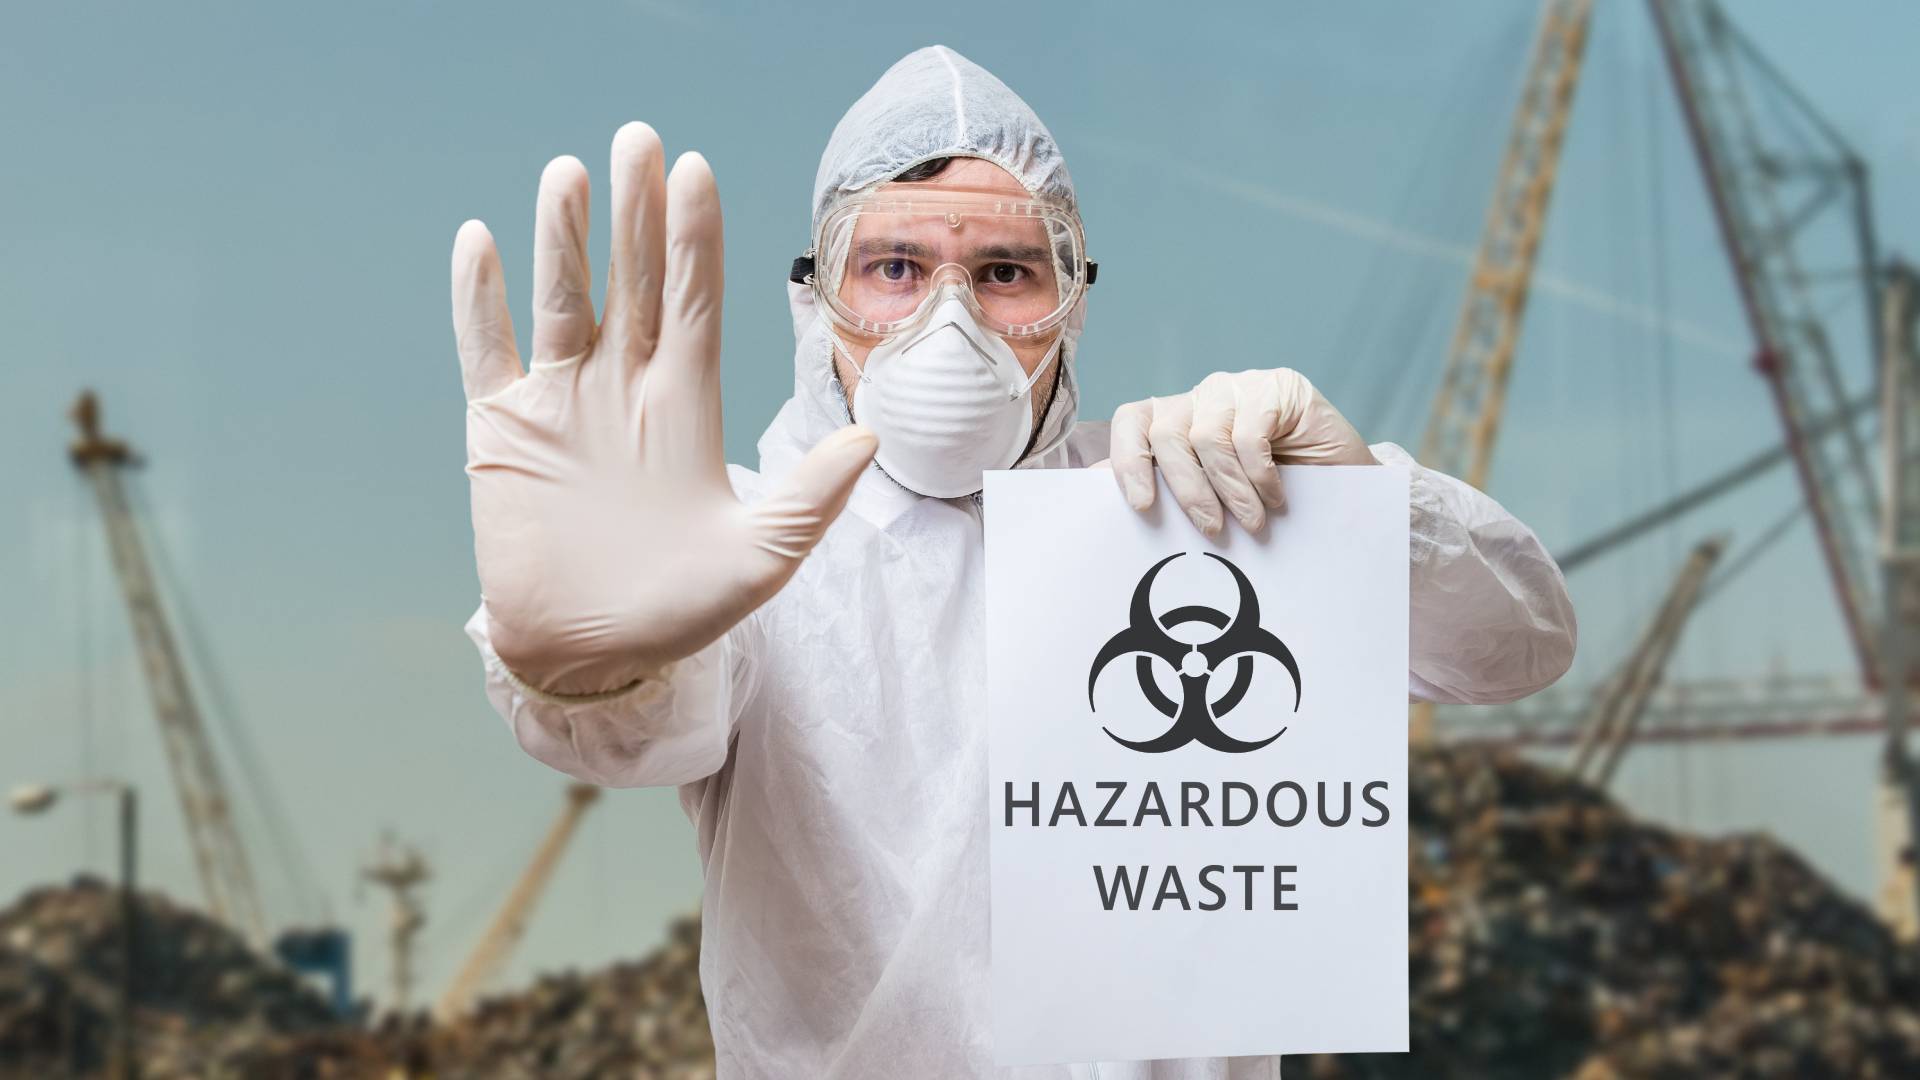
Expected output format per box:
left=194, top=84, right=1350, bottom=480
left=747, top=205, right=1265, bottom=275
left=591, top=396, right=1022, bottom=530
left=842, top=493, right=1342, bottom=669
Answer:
left=1109, top=368, right=1378, bottom=536
left=454, top=123, right=878, bottom=695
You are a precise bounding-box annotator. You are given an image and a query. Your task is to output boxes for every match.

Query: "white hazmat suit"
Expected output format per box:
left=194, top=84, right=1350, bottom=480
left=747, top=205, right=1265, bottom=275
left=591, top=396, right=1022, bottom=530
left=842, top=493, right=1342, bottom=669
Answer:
left=464, top=45, right=1576, bottom=1080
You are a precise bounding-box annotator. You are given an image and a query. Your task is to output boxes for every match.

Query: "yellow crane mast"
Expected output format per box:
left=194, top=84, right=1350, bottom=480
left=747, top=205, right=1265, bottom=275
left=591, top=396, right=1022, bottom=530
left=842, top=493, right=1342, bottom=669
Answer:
left=435, top=783, right=602, bottom=1019
left=1420, top=0, right=1594, bottom=491
left=1412, top=0, right=1595, bottom=742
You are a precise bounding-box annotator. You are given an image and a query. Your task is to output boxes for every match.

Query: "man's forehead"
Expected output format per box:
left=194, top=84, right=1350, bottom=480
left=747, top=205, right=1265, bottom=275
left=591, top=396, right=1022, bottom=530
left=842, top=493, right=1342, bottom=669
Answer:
left=874, top=156, right=1028, bottom=198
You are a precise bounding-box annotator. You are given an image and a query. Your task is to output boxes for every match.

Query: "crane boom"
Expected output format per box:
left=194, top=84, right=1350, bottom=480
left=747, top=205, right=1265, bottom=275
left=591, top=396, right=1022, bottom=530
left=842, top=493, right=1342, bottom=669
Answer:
left=1567, top=535, right=1726, bottom=788
left=1648, top=0, right=1884, bottom=686
left=1552, top=396, right=1872, bottom=574
left=68, top=392, right=268, bottom=945
left=436, top=782, right=601, bottom=1019
left=1419, top=0, right=1594, bottom=491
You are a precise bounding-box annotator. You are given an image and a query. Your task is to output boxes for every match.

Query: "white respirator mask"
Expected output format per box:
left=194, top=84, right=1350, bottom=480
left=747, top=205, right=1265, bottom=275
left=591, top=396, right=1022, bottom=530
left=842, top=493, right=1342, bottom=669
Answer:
left=835, top=292, right=1061, bottom=498
left=797, top=184, right=1094, bottom=498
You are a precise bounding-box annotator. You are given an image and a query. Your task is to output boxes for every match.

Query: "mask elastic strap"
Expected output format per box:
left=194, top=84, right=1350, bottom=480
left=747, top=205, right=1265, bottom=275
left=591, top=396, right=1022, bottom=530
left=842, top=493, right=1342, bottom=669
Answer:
left=1011, top=335, right=1065, bottom=400
left=828, top=329, right=873, bottom=385
left=1004, top=334, right=1079, bottom=471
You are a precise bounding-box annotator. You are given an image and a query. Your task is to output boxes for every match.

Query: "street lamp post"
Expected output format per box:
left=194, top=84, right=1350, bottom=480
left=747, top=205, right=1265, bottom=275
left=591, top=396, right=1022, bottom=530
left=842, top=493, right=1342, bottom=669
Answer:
left=11, top=780, right=140, bottom=1080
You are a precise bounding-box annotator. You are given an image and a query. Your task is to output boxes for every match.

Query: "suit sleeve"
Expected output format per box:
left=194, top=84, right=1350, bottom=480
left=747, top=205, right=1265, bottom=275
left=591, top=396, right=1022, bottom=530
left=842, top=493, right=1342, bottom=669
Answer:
left=1372, top=442, right=1578, bottom=705
left=464, top=603, right=759, bottom=788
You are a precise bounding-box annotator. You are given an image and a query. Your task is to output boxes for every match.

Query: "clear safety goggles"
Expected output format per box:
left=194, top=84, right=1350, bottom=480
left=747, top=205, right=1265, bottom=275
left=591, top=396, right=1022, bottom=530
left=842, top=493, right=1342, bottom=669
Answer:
left=791, top=187, right=1096, bottom=341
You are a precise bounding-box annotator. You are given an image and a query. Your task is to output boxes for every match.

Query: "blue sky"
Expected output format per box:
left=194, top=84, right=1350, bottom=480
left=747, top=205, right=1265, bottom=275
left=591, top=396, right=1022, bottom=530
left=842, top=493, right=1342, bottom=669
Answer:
left=4, top=1, right=1917, bottom=1006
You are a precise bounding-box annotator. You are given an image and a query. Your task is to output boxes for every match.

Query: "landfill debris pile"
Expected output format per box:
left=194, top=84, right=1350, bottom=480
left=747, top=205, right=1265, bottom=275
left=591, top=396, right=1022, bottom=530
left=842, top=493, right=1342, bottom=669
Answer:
left=0, top=875, right=337, bottom=1078
left=7, top=748, right=1920, bottom=1078
left=1568, top=989, right=1920, bottom=1079
left=1293, top=746, right=1920, bottom=1079
left=0, top=940, right=106, bottom=1072
left=187, top=914, right=714, bottom=1079
left=424, top=912, right=713, bottom=1079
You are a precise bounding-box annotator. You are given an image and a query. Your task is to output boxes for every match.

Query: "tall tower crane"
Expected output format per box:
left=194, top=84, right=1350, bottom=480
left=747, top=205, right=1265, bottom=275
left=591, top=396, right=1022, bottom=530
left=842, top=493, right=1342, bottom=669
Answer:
left=1419, top=0, right=1594, bottom=491
left=68, top=391, right=269, bottom=945
left=1648, top=0, right=1884, bottom=687
left=1413, top=0, right=1595, bottom=742
left=1420, top=1, right=1915, bottom=934
left=435, top=783, right=601, bottom=1019
left=1647, top=0, right=1917, bottom=936
left=68, top=391, right=354, bottom=1004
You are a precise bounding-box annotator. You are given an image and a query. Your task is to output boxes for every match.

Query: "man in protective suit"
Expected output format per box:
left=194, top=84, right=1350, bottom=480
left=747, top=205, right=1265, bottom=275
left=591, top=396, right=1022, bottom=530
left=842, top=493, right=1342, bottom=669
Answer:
left=451, top=45, right=1575, bottom=1080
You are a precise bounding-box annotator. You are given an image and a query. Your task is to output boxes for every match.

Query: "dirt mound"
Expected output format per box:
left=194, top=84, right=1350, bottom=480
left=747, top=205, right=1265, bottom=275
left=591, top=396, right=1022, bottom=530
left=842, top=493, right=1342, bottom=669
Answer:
left=0, top=875, right=336, bottom=1077
left=1295, top=747, right=1920, bottom=1078
left=8, top=748, right=1918, bottom=1077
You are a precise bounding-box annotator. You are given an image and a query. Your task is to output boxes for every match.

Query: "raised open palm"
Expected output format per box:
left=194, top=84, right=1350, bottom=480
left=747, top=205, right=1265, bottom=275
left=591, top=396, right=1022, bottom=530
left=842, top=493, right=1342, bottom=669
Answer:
left=454, top=123, right=876, bottom=695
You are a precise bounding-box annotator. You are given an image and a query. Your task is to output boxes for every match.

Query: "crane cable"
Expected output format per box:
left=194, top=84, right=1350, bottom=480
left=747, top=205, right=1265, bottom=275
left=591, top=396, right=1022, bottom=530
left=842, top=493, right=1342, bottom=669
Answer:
left=1331, top=10, right=1529, bottom=438
left=126, top=476, right=330, bottom=928
left=74, top=470, right=98, bottom=866
left=1640, top=12, right=1693, bottom=824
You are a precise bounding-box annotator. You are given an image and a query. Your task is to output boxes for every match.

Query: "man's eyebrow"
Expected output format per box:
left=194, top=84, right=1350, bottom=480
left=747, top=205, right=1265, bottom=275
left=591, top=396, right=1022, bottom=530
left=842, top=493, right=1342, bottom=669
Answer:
left=855, top=238, right=935, bottom=258
left=972, top=243, right=1051, bottom=263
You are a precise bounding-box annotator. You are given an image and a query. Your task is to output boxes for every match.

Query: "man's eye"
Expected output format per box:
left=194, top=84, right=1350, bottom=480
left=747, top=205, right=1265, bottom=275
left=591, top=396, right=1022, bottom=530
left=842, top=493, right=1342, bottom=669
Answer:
left=981, top=263, right=1027, bottom=286
left=875, top=259, right=914, bottom=282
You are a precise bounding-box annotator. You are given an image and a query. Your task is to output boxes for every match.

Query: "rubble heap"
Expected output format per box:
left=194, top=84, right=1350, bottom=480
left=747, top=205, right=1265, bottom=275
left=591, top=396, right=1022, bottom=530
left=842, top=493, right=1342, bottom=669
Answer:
left=157, top=915, right=713, bottom=1080
left=1297, top=746, right=1920, bottom=1079
left=7, top=748, right=1919, bottom=1078
left=423, top=913, right=712, bottom=1079
left=0, top=875, right=337, bottom=1078
left=0, top=940, right=105, bottom=1071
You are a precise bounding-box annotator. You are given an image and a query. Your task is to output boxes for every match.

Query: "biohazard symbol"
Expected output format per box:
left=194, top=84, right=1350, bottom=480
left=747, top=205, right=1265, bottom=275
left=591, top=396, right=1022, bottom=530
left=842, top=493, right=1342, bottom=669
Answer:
left=1087, top=553, right=1300, bottom=754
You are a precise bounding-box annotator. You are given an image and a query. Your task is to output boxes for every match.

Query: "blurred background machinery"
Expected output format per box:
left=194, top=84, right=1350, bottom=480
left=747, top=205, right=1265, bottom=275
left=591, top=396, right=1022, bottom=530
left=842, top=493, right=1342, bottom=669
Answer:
left=434, top=783, right=601, bottom=1021
left=66, top=393, right=355, bottom=1010
left=1431, top=0, right=1920, bottom=939
left=360, top=833, right=430, bottom=1014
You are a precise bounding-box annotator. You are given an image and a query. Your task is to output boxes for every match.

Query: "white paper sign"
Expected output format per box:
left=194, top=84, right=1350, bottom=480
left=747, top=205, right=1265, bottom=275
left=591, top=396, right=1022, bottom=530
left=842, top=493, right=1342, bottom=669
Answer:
left=984, top=466, right=1410, bottom=1065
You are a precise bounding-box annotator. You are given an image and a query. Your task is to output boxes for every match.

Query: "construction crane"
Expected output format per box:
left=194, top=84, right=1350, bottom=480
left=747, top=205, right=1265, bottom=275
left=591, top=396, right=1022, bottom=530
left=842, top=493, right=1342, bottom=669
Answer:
left=1419, top=0, right=1594, bottom=491
left=1412, top=0, right=1595, bottom=742
left=1648, top=0, right=1885, bottom=687
left=68, top=391, right=269, bottom=944
left=435, top=783, right=602, bottom=1019
left=1647, top=0, right=1917, bottom=936
left=1429, top=0, right=1916, bottom=933
left=1567, top=535, right=1726, bottom=788
left=68, top=391, right=353, bottom=1005
left=1468, top=263, right=1915, bottom=931
left=362, top=833, right=432, bottom=1013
